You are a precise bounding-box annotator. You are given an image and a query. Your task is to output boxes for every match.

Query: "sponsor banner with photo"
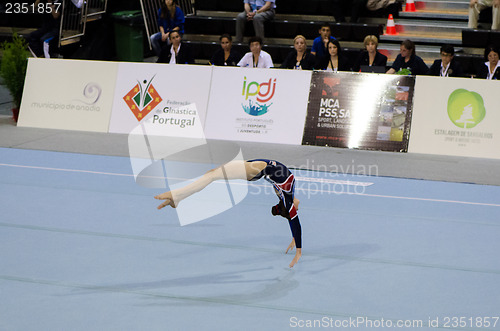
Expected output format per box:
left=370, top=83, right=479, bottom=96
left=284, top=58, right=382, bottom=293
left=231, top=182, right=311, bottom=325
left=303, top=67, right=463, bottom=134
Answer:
left=109, top=63, right=212, bottom=136
left=302, top=72, right=415, bottom=152
left=409, top=76, right=500, bottom=159
left=204, top=67, right=312, bottom=145
left=18, top=58, right=117, bottom=132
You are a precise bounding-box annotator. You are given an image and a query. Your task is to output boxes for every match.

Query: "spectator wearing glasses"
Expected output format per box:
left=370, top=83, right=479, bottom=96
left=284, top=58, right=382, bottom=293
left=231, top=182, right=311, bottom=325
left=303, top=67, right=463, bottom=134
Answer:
left=429, top=44, right=464, bottom=77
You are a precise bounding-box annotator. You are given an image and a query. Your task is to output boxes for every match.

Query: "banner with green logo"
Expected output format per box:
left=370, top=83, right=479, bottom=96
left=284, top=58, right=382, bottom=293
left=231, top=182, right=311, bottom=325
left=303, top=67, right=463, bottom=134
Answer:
left=302, top=72, right=415, bottom=152
left=409, top=76, right=499, bottom=159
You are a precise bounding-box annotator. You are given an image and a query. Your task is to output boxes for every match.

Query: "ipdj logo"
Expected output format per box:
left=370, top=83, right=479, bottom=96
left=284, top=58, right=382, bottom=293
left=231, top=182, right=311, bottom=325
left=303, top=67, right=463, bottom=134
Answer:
left=241, top=76, right=276, bottom=116
left=447, top=89, right=486, bottom=129
left=123, top=76, right=163, bottom=122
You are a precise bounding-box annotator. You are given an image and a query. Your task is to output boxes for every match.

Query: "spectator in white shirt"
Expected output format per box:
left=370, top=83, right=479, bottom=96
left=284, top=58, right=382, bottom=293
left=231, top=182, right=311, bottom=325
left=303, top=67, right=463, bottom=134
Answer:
left=237, top=36, right=274, bottom=68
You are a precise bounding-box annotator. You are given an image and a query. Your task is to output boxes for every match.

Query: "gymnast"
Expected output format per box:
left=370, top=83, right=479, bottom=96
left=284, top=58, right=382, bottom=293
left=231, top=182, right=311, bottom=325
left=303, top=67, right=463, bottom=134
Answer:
left=155, top=159, right=302, bottom=268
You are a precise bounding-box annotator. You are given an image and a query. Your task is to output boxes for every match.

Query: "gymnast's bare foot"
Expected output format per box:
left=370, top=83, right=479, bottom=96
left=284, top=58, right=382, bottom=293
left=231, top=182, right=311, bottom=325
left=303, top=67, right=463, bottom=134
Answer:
left=154, top=192, right=178, bottom=209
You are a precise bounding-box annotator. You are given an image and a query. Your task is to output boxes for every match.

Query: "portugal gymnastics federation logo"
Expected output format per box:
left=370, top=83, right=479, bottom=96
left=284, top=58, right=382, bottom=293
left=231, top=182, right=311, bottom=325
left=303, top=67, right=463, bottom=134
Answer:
left=123, top=76, right=163, bottom=122
left=447, top=89, right=486, bottom=129
left=241, top=76, right=276, bottom=116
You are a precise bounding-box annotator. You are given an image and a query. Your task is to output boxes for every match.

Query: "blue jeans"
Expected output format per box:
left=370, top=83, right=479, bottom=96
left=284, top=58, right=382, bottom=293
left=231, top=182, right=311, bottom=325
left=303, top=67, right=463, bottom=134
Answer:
left=150, top=32, right=170, bottom=56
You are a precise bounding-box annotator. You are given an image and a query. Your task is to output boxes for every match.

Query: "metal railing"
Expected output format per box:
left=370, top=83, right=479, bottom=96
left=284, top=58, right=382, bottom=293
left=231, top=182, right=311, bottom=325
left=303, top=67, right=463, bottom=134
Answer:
left=179, top=0, right=195, bottom=16
left=86, top=0, right=107, bottom=19
left=58, top=0, right=87, bottom=46
left=58, top=0, right=108, bottom=47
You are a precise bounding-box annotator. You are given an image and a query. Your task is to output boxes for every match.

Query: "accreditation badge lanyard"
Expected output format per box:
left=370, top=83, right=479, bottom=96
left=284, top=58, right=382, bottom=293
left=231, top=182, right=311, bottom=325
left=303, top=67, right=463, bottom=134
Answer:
left=295, top=53, right=305, bottom=70
left=329, top=57, right=338, bottom=73
left=487, top=62, right=500, bottom=80
left=440, top=62, right=451, bottom=77
left=253, top=54, right=259, bottom=68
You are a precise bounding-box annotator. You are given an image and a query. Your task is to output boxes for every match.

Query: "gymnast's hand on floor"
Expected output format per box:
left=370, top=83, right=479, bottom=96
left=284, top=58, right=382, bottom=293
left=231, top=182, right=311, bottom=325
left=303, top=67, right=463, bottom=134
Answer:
left=286, top=238, right=302, bottom=268
left=154, top=191, right=177, bottom=209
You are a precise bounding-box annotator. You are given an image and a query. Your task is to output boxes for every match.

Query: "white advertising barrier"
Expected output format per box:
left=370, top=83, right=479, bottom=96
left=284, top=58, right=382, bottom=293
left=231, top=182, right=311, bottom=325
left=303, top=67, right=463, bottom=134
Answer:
left=18, top=58, right=117, bottom=132
left=115, top=64, right=248, bottom=227
left=117, top=63, right=213, bottom=188
left=109, top=63, right=212, bottom=135
left=409, top=76, right=500, bottom=159
left=204, top=66, right=312, bottom=145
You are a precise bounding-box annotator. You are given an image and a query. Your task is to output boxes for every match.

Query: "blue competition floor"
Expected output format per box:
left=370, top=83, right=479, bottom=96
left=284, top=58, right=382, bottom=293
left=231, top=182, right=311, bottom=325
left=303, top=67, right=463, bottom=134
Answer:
left=1, top=147, right=499, bottom=331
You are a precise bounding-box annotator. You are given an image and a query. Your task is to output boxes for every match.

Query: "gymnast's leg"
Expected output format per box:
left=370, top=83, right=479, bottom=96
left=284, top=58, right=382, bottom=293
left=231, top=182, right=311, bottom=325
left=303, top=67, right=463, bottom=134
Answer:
left=155, top=160, right=267, bottom=209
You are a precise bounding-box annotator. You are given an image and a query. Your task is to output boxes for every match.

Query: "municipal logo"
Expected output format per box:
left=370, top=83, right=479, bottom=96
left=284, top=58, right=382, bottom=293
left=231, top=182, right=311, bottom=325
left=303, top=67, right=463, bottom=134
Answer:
left=241, top=76, right=276, bottom=116
left=447, top=89, right=486, bottom=129
left=123, top=76, right=162, bottom=122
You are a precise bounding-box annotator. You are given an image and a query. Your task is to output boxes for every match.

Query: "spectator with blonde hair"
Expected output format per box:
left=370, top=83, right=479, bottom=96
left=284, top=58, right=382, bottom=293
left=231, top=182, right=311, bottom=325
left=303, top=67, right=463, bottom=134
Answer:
left=352, top=35, right=388, bottom=72
left=280, top=35, right=316, bottom=70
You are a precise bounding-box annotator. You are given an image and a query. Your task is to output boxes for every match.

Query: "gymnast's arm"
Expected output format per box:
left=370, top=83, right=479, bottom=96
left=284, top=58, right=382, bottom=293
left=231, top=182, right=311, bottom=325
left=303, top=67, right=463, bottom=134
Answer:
left=286, top=216, right=302, bottom=268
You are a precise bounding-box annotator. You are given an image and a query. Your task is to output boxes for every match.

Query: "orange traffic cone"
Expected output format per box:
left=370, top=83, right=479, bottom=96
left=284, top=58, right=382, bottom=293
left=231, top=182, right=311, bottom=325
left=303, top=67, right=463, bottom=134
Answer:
left=405, top=0, right=416, bottom=12
left=385, top=14, right=397, bottom=35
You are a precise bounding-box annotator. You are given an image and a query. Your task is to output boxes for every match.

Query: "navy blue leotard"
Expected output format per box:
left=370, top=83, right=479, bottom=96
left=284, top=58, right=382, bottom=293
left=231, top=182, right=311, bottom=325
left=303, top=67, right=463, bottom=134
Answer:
left=247, top=159, right=302, bottom=248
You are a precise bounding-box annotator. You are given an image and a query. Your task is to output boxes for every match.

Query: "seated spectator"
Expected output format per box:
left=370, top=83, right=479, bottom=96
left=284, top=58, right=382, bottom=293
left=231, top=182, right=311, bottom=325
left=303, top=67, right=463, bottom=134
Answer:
left=351, top=0, right=401, bottom=23
left=235, top=0, right=276, bottom=43
left=468, top=0, right=499, bottom=30
left=150, top=0, right=185, bottom=56
left=477, top=45, right=500, bottom=79
left=210, top=34, right=242, bottom=66
left=386, top=40, right=429, bottom=75
left=316, top=39, right=351, bottom=72
left=311, top=24, right=336, bottom=58
left=429, top=44, right=464, bottom=77
left=280, top=35, right=316, bottom=70
left=352, top=35, right=387, bottom=71
left=157, top=31, right=194, bottom=64
left=237, top=36, right=274, bottom=68
left=26, top=0, right=61, bottom=58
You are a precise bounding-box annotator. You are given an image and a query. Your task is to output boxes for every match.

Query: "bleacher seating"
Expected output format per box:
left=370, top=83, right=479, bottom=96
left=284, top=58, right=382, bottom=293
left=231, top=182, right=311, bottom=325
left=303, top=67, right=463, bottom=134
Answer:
left=184, top=0, right=490, bottom=76
left=0, top=0, right=492, bottom=77
left=196, top=0, right=336, bottom=16
left=185, top=16, right=383, bottom=42
left=462, top=29, right=500, bottom=48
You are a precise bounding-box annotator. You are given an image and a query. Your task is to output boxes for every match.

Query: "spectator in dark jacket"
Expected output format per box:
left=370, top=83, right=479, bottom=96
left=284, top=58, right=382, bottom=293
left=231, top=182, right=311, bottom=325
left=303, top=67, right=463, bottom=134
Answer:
left=386, top=39, right=429, bottom=75
left=429, top=44, right=464, bottom=77
left=157, top=31, right=194, bottom=64
left=316, top=39, right=351, bottom=72
left=352, top=35, right=387, bottom=72
left=210, top=34, right=242, bottom=66
left=280, top=35, right=316, bottom=70
left=477, top=45, right=500, bottom=80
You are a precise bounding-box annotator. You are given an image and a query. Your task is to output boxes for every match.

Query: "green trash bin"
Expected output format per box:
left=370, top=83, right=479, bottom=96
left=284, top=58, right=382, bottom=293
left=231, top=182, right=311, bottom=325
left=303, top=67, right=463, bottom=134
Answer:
left=112, top=10, right=144, bottom=62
